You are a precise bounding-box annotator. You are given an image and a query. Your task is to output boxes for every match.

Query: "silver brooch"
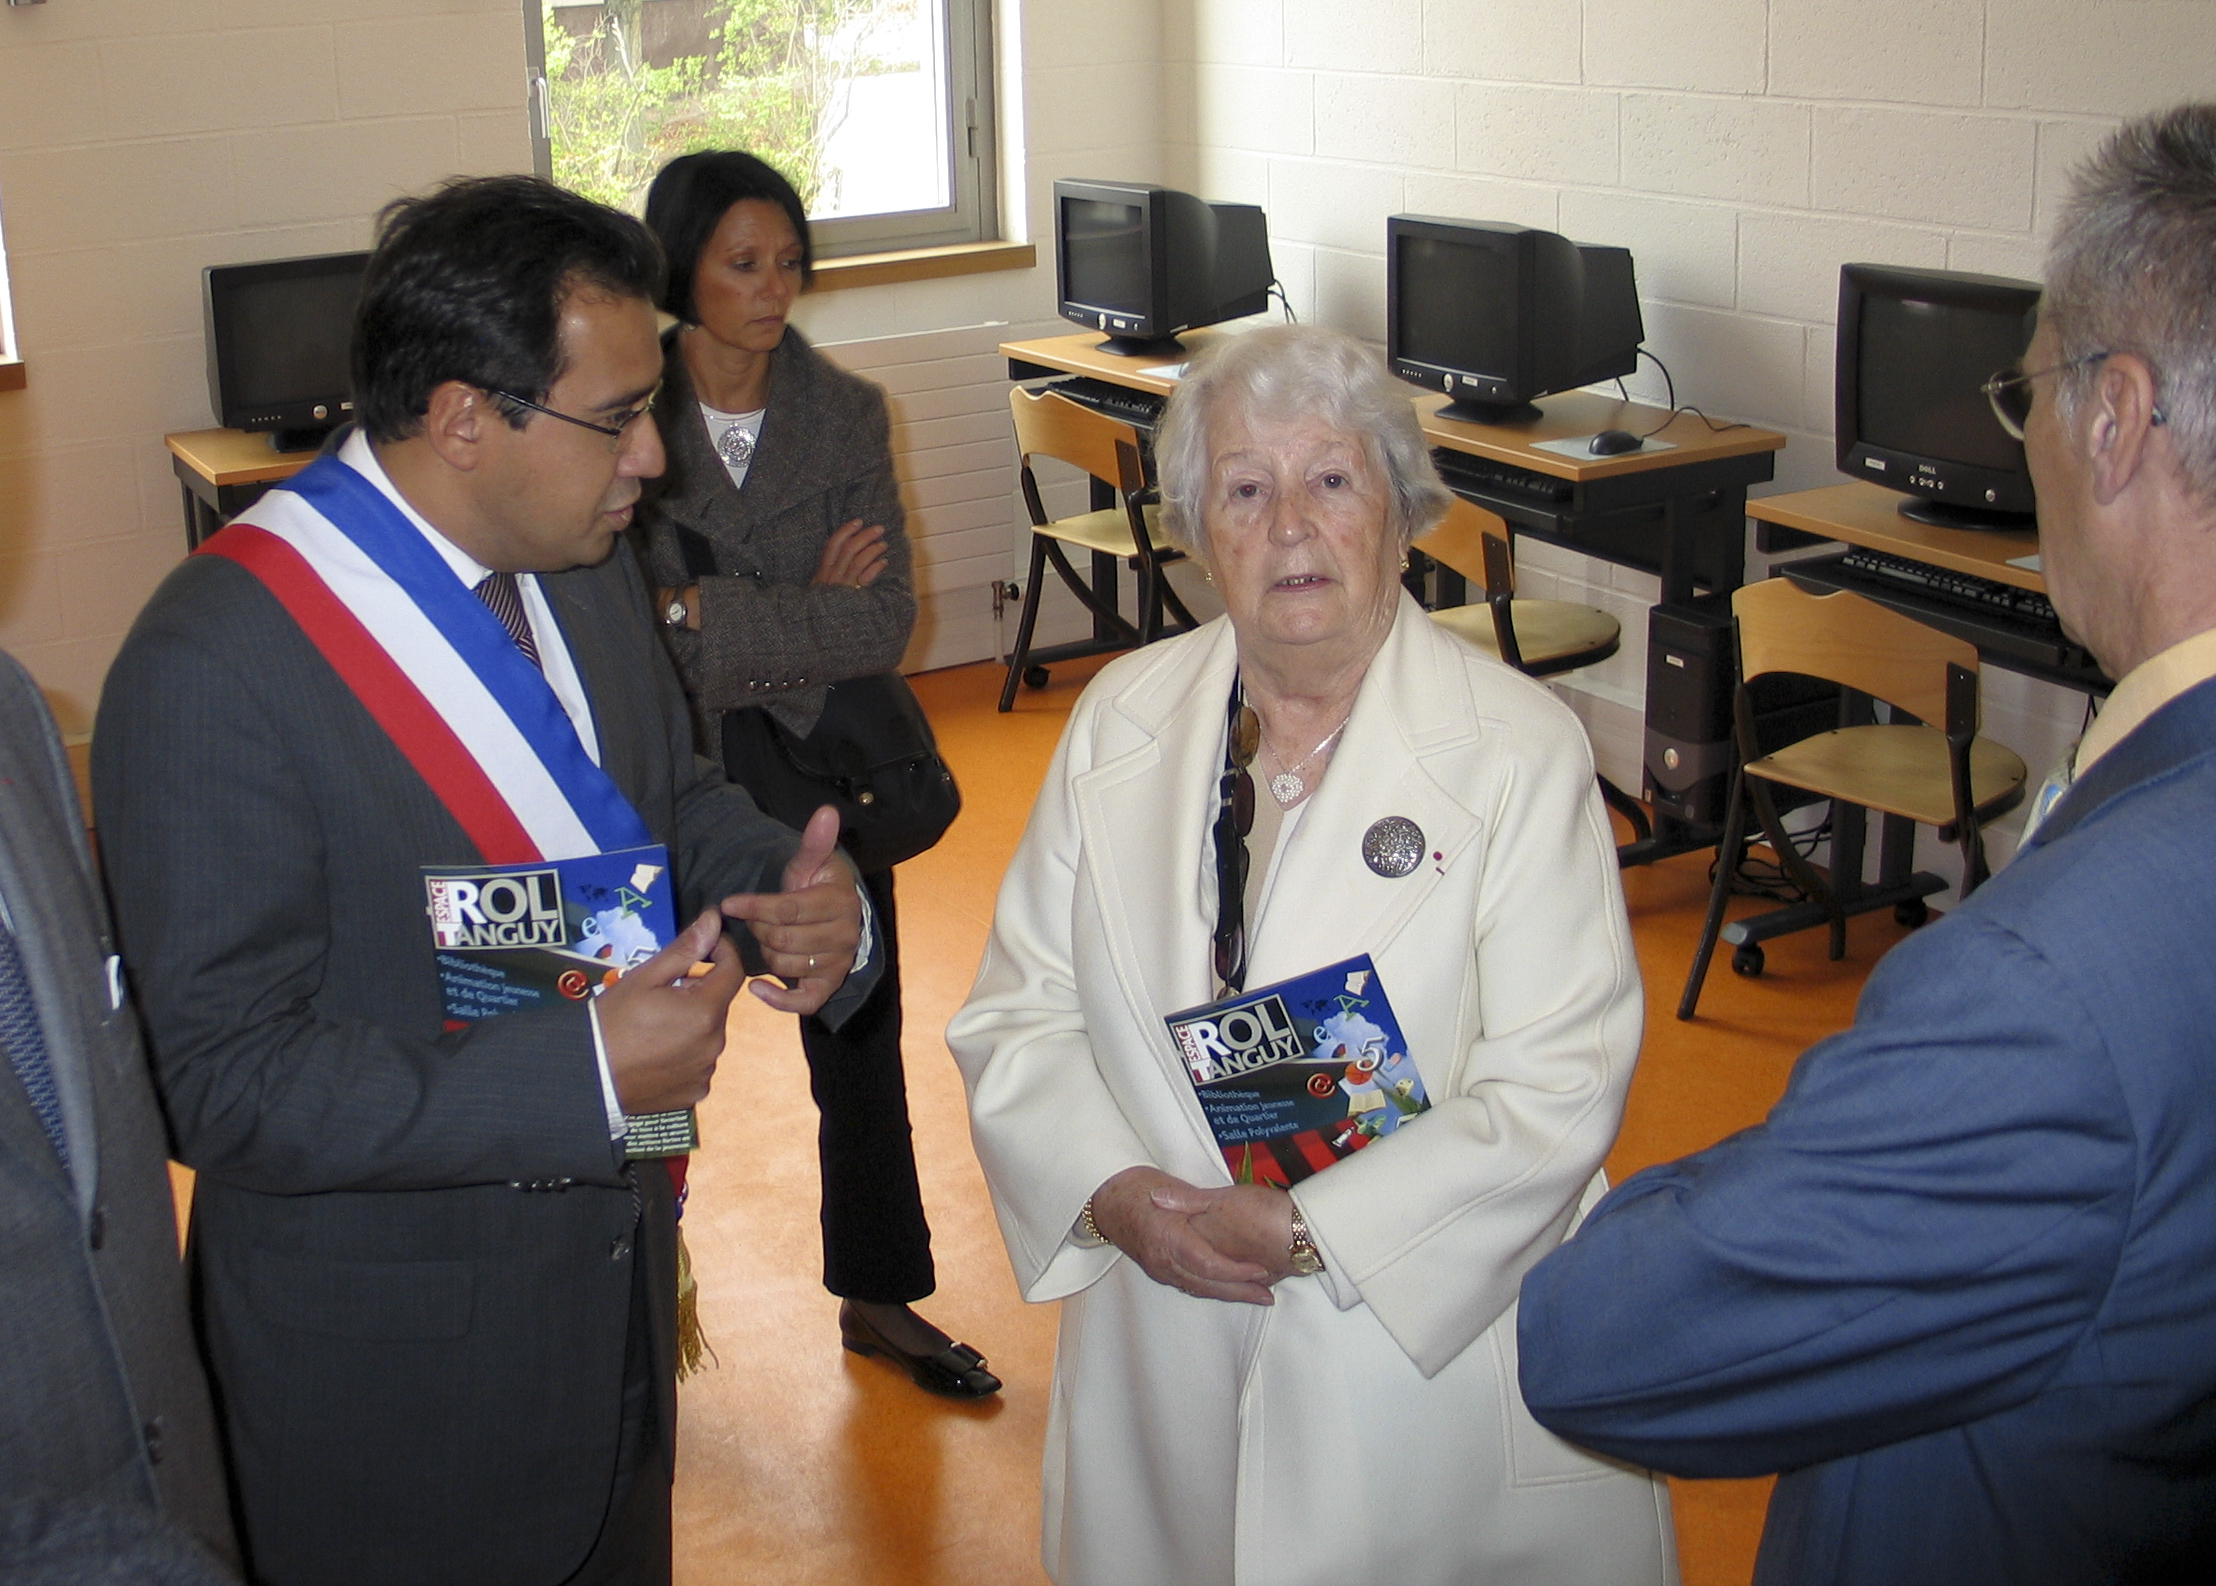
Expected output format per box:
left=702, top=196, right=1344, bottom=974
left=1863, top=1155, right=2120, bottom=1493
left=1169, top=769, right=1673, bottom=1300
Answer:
left=716, top=422, right=757, bottom=472
left=1362, top=817, right=1424, bottom=878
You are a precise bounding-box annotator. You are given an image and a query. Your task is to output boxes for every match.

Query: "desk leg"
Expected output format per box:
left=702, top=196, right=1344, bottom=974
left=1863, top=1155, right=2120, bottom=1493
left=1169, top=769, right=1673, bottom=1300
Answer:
left=179, top=481, right=223, bottom=550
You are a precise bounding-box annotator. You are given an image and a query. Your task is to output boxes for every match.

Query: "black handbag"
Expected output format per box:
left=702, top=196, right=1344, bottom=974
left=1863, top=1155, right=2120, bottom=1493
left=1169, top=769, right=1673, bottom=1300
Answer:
left=719, top=673, right=961, bottom=875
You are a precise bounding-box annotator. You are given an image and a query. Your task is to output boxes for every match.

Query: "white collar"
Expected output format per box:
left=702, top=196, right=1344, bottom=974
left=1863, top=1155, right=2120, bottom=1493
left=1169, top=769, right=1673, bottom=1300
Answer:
left=341, top=429, right=498, bottom=590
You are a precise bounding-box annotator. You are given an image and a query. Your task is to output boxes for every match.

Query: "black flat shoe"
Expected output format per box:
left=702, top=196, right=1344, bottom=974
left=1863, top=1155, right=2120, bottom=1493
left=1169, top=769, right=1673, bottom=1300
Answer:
left=839, top=1301, right=1002, bottom=1399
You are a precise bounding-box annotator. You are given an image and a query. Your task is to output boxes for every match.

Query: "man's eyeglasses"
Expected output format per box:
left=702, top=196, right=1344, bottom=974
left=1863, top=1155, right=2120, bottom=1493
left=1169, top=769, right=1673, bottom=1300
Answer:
left=1981, top=353, right=2167, bottom=441
left=485, top=385, right=660, bottom=449
left=1212, top=686, right=1260, bottom=994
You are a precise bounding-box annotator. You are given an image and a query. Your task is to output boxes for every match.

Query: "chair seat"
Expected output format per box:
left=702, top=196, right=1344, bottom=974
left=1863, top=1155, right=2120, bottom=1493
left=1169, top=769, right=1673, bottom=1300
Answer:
left=1036, top=502, right=1164, bottom=558
left=1748, top=724, right=2028, bottom=828
left=1430, top=599, right=1621, bottom=669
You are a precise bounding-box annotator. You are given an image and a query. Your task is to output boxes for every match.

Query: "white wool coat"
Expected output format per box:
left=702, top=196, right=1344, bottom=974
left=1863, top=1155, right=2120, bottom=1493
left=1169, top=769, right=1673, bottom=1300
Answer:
left=949, top=596, right=1678, bottom=1586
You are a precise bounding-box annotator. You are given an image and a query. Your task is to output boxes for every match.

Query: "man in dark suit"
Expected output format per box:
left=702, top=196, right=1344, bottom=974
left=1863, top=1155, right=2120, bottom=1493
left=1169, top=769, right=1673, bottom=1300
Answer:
left=1517, top=104, right=2216, bottom=1586
left=0, top=651, right=233, bottom=1575
left=93, top=177, right=872, bottom=1586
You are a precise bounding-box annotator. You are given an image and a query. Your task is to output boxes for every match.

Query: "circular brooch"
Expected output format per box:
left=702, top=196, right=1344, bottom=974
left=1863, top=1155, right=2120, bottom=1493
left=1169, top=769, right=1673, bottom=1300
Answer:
left=1362, top=816, right=1425, bottom=878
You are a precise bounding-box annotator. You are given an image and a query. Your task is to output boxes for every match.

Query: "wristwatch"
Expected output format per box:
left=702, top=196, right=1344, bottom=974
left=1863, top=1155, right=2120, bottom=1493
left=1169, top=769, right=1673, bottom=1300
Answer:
left=662, top=596, right=688, bottom=629
left=1287, top=1201, right=1324, bottom=1276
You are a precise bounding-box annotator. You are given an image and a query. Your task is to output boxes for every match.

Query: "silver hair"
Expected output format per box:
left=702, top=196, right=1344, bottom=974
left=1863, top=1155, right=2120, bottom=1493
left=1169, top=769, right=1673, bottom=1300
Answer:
left=1152, top=323, right=1452, bottom=566
left=2045, top=103, right=2216, bottom=502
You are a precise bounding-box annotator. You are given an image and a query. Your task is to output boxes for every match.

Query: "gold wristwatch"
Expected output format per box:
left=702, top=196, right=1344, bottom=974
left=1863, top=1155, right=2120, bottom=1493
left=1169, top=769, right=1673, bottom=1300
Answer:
left=1287, top=1202, right=1323, bottom=1275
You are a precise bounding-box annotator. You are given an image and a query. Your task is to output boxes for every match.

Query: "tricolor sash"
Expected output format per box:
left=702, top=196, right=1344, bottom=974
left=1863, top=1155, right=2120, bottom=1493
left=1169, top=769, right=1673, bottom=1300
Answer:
left=199, top=453, right=653, bottom=865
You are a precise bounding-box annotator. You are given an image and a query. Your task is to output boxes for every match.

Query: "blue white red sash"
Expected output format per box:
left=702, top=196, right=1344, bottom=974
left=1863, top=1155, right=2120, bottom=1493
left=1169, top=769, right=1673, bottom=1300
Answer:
left=198, top=454, right=653, bottom=866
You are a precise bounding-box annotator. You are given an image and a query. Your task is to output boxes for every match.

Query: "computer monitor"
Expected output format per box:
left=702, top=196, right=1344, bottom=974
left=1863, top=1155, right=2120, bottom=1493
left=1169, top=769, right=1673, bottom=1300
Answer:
left=204, top=250, right=371, bottom=452
left=1054, top=179, right=1273, bottom=356
left=1386, top=216, right=1644, bottom=425
left=1835, top=263, right=2040, bottom=530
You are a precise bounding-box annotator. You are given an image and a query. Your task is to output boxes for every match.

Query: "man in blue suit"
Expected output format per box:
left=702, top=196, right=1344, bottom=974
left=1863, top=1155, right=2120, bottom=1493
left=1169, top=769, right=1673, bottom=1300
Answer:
left=1517, top=103, right=2216, bottom=1586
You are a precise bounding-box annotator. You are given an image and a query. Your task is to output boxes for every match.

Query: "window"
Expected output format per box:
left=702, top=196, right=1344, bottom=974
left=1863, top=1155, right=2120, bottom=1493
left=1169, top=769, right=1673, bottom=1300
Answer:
left=526, top=0, right=996, bottom=257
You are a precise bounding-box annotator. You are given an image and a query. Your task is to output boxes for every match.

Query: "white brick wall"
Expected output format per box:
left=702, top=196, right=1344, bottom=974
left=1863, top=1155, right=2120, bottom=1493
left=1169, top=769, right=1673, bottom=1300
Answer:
left=0, top=0, right=533, bottom=728
left=1159, top=0, right=2216, bottom=813
left=0, top=0, right=1167, bottom=715
left=6, top=0, right=2211, bottom=739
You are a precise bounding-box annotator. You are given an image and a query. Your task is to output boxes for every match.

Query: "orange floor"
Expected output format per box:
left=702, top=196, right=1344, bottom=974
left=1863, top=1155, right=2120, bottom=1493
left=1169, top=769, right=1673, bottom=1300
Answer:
left=662, top=654, right=1916, bottom=1586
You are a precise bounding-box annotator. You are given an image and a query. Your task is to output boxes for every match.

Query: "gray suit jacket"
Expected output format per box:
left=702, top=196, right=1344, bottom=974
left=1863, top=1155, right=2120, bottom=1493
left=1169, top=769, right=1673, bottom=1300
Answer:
left=0, top=652, right=231, bottom=1568
left=93, top=538, right=870, bottom=1586
left=634, top=327, right=916, bottom=738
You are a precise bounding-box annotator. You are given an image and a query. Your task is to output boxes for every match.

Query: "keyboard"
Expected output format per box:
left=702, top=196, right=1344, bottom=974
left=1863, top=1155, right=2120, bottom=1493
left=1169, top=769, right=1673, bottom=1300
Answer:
left=1837, top=546, right=2059, bottom=630
left=1430, top=447, right=1575, bottom=505
left=1046, top=376, right=1166, bottom=428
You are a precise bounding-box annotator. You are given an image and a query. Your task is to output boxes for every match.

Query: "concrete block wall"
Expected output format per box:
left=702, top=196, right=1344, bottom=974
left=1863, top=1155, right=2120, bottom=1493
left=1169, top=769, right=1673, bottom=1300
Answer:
left=0, top=0, right=532, bottom=731
left=0, top=0, right=1165, bottom=722
left=1160, top=0, right=2216, bottom=873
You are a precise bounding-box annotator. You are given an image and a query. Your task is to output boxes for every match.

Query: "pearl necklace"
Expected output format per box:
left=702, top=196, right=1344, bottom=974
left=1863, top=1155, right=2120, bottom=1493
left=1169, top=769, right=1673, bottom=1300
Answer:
left=1263, top=715, right=1352, bottom=806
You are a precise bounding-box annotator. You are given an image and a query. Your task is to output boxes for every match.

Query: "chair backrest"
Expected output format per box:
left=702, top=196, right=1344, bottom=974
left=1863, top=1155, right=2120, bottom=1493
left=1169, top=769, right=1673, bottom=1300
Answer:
left=1412, top=496, right=1515, bottom=599
left=1733, top=575, right=1979, bottom=729
left=1008, top=387, right=1146, bottom=495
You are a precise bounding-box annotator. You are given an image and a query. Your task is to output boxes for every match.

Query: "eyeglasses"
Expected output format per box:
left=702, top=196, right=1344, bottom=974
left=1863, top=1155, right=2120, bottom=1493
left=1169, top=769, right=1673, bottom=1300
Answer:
left=1212, top=686, right=1260, bottom=994
left=1981, top=354, right=2168, bottom=441
left=485, top=384, right=660, bottom=449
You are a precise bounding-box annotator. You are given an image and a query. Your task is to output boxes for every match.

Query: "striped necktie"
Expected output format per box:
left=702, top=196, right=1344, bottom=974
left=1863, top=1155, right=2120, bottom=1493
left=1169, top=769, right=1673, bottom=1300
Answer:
left=476, top=571, right=542, bottom=670
left=0, top=917, right=68, bottom=1169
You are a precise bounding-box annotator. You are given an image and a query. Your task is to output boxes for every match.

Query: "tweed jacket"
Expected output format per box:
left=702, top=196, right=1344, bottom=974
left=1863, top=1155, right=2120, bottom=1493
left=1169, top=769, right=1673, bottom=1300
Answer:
left=0, top=651, right=232, bottom=1567
left=634, top=326, right=915, bottom=739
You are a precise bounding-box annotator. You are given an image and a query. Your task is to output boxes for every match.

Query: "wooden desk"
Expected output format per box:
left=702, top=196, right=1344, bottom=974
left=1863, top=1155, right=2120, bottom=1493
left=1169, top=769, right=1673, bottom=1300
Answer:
left=1003, top=329, right=1794, bottom=865
left=1748, top=481, right=2107, bottom=694
left=165, top=428, right=317, bottom=549
left=1003, top=330, right=1789, bottom=605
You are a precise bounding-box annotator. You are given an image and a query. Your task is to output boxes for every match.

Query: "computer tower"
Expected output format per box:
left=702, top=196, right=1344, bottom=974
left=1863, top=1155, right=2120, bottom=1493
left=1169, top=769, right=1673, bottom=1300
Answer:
left=1644, top=597, right=1737, bottom=826
left=1644, top=592, right=1842, bottom=826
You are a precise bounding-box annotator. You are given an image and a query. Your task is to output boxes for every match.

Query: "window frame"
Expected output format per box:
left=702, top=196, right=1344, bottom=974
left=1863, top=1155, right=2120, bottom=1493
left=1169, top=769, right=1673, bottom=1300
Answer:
left=525, top=0, right=999, bottom=262
left=0, top=197, right=21, bottom=388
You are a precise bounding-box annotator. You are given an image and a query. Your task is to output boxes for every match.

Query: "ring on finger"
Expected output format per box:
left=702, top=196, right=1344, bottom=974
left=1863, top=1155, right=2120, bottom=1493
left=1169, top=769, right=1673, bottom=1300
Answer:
left=807, top=954, right=818, bottom=972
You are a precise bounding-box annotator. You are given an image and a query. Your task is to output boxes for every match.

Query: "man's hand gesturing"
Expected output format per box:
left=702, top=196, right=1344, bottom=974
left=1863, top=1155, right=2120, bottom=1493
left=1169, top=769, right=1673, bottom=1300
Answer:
left=720, top=805, right=863, bottom=1015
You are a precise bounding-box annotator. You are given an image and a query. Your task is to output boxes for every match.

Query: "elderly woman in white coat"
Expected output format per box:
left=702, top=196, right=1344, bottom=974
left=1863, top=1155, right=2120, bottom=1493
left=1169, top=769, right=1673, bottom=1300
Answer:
left=947, top=324, right=1676, bottom=1585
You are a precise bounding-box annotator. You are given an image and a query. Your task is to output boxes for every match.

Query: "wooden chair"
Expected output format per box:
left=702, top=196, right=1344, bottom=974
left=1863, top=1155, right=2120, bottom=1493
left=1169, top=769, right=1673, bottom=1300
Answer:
left=1416, top=497, right=1653, bottom=841
left=1418, top=497, right=1622, bottom=675
left=1677, top=575, right=2028, bottom=1020
left=1000, top=387, right=1197, bottom=711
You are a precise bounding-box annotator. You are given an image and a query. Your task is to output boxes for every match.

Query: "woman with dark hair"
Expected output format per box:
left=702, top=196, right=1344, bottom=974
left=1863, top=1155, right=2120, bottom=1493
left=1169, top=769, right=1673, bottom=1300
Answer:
left=633, top=150, right=997, bottom=1398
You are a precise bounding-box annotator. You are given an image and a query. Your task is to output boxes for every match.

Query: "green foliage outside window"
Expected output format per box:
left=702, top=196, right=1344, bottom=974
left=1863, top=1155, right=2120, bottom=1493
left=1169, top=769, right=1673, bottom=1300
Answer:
left=544, top=0, right=913, bottom=213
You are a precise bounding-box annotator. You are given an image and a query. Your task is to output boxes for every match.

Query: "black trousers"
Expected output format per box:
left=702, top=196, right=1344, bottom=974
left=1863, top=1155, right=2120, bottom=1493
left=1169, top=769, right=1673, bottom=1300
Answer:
left=800, top=865, right=935, bottom=1304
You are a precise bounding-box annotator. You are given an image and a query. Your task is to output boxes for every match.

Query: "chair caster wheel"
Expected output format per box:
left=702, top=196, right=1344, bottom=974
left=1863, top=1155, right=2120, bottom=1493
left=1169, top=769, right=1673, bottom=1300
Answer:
left=1894, top=899, right=1930, bottom=928
left=1731, top=944, right=1765, bottom=978
left=1023, top=665, right=1050, bottom=690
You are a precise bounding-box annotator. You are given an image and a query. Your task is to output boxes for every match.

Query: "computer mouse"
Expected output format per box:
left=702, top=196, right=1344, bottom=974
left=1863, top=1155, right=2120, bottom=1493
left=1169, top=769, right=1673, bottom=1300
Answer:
left=1588, top=428, right=1643, bottom=456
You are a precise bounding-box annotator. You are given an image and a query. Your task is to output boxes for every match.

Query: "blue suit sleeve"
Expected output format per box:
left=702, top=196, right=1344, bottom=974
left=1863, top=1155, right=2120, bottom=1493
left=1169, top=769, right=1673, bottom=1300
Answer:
left=1516, top=914, right=2134, bottom=1477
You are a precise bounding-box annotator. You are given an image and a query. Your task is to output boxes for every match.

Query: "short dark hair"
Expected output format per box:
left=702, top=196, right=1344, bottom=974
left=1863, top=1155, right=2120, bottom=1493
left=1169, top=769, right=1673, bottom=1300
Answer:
left=351, top=175, right=665, bottom=443
left=643, top=150, right=813, bottom=322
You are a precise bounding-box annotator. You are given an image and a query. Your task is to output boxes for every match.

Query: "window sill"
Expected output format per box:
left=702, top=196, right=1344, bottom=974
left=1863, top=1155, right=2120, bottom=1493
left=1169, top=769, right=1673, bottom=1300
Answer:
left=811, top=239, right=1035, bottom=293
left=0, top=358, right=23, bottom=393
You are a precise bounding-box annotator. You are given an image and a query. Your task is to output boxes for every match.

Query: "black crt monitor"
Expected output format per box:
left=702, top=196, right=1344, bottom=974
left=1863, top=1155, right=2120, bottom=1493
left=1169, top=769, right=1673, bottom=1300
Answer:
left=1054, top=179, right=1273, bottom=357
left=1386, top=215, right=1644, bottom=425
left=204, top=251, right=371, bottom=452
left=1835, top=263, right=2041, bottom=530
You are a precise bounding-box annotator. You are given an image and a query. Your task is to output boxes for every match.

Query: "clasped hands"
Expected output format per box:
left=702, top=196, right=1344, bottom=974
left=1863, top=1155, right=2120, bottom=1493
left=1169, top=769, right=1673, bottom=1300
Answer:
left=1088, top=1165, right=1303, bottom=1306
left=600, top=806, right=858, bottom=1115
